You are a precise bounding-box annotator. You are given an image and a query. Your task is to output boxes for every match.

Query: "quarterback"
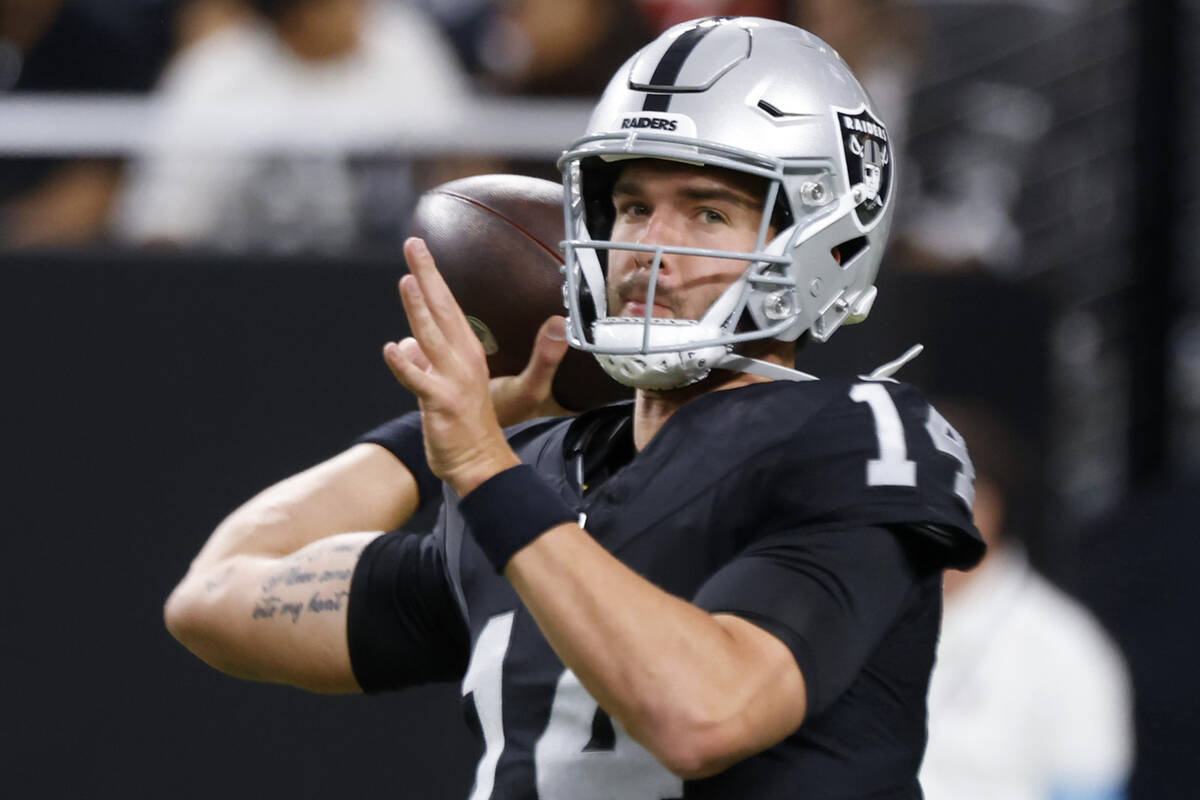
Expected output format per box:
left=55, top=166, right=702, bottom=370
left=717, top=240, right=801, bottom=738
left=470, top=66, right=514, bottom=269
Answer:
left=166, top=17, right=983, bottom=799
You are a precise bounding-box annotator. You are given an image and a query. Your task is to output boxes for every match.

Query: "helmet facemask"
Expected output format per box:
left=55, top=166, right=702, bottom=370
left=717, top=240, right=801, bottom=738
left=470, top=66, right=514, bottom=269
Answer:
left=556, top=17, right=897, bottom=390
left=559, top=132, right=846, bottom=390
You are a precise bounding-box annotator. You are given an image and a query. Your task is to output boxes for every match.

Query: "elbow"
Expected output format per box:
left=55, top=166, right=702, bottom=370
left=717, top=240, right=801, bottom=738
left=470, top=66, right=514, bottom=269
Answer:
left=164, top=553, right=244, bottom=649
left=162, top=574, right=237, bottom=666
left=162, top=581, right=261, bottom=683
left=632, top=623, right=808, bottom=779
left=657, top=750, right=721, bottom=781
left=641, top=692, right=805, bottom=779
left=642, top=710, right=757, bottom=780
left=653, top=727, right=741, bottom=780
left=163, top=579, right=204, bottom=649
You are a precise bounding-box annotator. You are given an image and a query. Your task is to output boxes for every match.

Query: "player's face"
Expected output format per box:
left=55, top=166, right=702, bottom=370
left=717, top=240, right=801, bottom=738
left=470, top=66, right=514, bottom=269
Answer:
left=606, top=160, right=769, bottom=322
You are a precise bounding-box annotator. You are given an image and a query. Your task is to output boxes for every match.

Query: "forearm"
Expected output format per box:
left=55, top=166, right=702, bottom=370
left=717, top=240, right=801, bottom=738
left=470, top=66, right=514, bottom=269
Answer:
left=165, top=530, right=375, bottom=693
left=166, top=445, right=424, bottom=691
left=189, top=443, right=420, bottom=576
left=505, top=523, right=805, bottom=777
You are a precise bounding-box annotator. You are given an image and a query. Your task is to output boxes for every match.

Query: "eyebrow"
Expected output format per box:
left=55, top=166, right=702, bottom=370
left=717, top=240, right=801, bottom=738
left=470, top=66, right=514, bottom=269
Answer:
left=612, top=179, right=760, bottom=210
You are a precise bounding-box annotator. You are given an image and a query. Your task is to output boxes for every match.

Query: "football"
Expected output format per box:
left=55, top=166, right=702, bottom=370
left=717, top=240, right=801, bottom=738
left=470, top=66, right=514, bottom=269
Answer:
left=408, top=173, right=629, bottom=412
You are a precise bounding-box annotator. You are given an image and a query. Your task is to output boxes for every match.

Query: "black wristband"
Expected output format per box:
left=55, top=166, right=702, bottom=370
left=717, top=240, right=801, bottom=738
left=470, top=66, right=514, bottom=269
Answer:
left=458, top=465, right=576, bottom=573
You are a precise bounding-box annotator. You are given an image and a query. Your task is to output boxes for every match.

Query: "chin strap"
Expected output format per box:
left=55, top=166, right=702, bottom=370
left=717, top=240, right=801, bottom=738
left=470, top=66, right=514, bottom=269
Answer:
left=867, top=343, right=924, bottom=379
left=717, top=342, right=924, bottom=384
left=716, top=353, right=818, bottom=382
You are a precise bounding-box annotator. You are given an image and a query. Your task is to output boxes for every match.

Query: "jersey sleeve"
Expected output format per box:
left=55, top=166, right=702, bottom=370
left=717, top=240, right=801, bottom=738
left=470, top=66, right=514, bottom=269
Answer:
left=355, top=411, right=441, bottom=510
left=692, top=524, right=934, bottom=717
left=346, top=528, right=469, bottom=692
left=769, top=381, right=985, bottom=570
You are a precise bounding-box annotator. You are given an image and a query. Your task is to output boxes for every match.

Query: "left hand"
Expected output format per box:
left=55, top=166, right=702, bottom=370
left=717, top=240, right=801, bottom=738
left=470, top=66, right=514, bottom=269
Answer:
left=383, top=237, right=520, bottom=496
left=489, top=315, right=575, bottom=427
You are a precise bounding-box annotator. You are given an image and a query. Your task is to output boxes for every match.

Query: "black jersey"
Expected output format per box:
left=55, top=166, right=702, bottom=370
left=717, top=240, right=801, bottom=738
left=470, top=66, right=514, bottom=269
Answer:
left=348, top=378, right=982, bottom=799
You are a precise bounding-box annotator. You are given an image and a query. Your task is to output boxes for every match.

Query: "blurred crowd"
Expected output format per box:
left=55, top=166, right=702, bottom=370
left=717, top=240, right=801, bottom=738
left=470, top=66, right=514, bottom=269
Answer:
left=0, top=0, right=982, bottom=260
left=0, top=0, right=688, bottom=252
left=4, top=1, right=1192, bottom=798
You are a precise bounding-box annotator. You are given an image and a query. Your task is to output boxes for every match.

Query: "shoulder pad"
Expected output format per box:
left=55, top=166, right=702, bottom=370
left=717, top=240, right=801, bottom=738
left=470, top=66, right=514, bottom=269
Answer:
left=770, top=380, right=984, bottom=568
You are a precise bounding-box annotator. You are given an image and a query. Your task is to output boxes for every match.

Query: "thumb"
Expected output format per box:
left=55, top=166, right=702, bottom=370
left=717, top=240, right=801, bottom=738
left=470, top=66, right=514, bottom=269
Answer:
left=521, top=315, right=569, bottom=387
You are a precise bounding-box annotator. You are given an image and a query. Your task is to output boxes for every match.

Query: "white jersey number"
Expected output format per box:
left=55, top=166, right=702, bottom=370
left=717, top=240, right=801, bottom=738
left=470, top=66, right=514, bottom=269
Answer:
left=851, top=383, right=975, bottom=509
left=850, top=383, right=917, bottom=487
left=465, top=614, right=683, bottom=800
left=463, top=612, right=516, bottom=800
left=537, top=671, right=684, bottom=799
left=925, top=406, right=976, bottom=509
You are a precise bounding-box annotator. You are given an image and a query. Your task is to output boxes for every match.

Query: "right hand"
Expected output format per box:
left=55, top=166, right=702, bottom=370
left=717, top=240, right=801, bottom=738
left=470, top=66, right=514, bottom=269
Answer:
left=489, top=315, right=575, bottom=427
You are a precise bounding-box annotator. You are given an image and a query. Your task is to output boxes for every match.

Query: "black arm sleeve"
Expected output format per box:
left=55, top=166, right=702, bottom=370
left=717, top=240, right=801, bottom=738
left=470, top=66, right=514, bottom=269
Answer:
left=692, top=525, right=927, bottom=718
left=347, top=529, right=469, bottom=692
left=355, top=412, right=441, bottom=509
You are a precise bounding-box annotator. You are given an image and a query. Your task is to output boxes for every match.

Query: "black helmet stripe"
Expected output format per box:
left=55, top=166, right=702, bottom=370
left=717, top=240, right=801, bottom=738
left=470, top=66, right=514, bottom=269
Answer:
left=641, top=17, right=733, bottom=112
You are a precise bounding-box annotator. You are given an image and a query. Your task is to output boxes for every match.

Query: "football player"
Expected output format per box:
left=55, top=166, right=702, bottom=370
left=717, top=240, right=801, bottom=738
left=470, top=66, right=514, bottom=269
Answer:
left=165, top=17, right=983, bottom=798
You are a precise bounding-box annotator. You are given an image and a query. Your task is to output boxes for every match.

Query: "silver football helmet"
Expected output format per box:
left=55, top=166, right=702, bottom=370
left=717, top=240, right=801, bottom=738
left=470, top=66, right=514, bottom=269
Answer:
left=557, top=16, right=896, bottom=390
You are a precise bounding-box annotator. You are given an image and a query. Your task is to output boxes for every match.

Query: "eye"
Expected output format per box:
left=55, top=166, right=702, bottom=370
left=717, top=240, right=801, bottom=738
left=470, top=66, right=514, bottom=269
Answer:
left=699, top=208, right=729, bottom=225
left=616, top=201, right=649, bottom=219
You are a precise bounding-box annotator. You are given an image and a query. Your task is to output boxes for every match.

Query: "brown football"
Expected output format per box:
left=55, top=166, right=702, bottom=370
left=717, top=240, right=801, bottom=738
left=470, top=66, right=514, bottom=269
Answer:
left=408, top=173, right=629, bottom=412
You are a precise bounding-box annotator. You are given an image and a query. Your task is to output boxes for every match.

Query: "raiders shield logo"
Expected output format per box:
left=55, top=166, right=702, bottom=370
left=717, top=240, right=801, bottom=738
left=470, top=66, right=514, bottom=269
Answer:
left=836, top=107, right=892, bottom=228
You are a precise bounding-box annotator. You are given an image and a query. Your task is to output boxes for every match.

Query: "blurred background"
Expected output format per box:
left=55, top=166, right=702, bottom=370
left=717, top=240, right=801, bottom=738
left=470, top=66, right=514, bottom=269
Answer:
left=3, top=0, right=1195, bottom=797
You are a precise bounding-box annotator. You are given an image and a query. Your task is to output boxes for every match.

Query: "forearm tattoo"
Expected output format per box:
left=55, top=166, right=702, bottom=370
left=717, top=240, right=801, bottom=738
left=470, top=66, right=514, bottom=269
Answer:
left=249, top=539, right=364, bottom=624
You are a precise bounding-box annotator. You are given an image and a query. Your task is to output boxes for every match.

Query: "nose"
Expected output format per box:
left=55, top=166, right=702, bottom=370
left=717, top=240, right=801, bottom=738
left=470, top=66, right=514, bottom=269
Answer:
left=629, top=210, right=684, bottom=276
left=624, top=217, right=681, bottom=280
left=635, top=208, right=685, bottom=249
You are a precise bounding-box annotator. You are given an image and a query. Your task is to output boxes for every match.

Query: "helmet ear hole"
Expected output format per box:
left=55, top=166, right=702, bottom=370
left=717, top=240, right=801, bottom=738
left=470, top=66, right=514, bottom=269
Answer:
left=770, top=193, right=793, bottom=233
left=835, top=236, right=868, bottom=268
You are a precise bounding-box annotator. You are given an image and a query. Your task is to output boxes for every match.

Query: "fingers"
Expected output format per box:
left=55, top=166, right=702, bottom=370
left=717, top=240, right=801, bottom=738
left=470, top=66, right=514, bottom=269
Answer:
left=403, top=237, right=475, bottom=350
left=398, top=273, right=451, bottom=361
left=382, top=338, right=436, bottom=395
left=397, top=336, right=432, bottom=372
left=520, top=316, right=570, bottom=388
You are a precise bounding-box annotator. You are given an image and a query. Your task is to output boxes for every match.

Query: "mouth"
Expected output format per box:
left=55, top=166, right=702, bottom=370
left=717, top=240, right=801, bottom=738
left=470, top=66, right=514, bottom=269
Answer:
left=622, top=300, right=675, bottom=318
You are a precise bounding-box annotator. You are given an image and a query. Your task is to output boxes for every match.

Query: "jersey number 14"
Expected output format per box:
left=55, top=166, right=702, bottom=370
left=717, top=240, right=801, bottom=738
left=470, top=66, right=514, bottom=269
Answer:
left=463, top=612, right=683, bottom=800
left=850, top=383, right=975, bottom=510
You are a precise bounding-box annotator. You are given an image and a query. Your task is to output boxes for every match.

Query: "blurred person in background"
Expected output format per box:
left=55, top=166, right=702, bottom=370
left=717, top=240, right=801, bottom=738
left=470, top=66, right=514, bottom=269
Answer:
left=637, top=1, right=785, bottom=32
left=477, top=0, right=652, bottom=98
left=0, top=0, right=176, bottom=248
left=472, top=0, right=654, bottom=181
left=405, top=0, right=495, bottom=76
left=114, top=0, right=470, bottom=253
left=172, top=0, right=253, bottom=49
left=790, top=0, right=922, bottom=153
left=920, top=400, right=1134, bottom=800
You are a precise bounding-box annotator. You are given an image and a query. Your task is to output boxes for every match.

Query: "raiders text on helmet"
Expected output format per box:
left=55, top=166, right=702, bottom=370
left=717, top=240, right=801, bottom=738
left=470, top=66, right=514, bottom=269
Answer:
left=557, top=16, right=896, bottom=390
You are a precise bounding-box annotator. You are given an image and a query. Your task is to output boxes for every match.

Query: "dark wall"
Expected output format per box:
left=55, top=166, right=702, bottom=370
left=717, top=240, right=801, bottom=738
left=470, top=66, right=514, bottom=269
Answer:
left=4, top=251, right=477, bottom=798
